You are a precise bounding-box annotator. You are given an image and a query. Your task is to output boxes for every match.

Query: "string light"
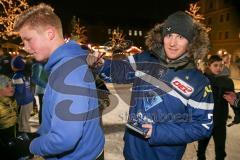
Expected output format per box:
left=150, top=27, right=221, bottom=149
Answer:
left=185, top=2, right=211, bottom=32
left=0, top=0, right=29, bottom=40
left=70, top=16, right=88, bottom=44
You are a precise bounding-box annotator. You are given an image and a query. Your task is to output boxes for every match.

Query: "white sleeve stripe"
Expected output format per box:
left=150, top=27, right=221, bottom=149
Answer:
left=12, top=78, right=24, bottom=84
left=126, top=56, right=213, bottom=111
left=136, top=70, right=172, bottom=92
left=188, top=99, right=214, bottom=110
left=128, top=55, right=136, bottom=71
left=169, top=90, right=214, bottom=110
left=168, top=90, right=187, bottom=105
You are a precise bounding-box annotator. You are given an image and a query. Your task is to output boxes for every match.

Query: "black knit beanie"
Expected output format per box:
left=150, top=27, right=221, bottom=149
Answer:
left=163, top=11, right=194, bottom=42
left=11, top=55, right=25, bottom=70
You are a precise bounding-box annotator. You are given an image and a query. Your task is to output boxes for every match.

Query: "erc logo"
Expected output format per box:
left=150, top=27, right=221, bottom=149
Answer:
left=171, top=77, right=194, bottom=97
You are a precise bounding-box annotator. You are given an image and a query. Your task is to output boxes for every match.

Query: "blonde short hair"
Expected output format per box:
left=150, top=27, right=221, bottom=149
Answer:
left=14, top=3, right=63, bottom=35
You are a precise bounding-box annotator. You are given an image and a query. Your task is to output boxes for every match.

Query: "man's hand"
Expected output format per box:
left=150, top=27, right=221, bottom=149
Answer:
left=86, top=51, right=105, bottom=68
left=142, top=124, right=153, bottom=139
left=223, top=91, right=237, bottom=106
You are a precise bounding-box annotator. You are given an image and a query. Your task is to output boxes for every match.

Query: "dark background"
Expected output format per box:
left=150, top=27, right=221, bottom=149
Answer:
left=29, top=0, right=199, bottom=29
left=27, top=0, right=240, bottom=47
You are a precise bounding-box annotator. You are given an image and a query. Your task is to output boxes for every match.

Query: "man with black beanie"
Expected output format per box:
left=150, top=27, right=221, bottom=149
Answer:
left=87, top=11, right=214, bottom=160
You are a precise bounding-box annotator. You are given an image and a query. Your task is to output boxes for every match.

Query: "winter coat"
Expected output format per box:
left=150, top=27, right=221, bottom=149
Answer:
left=12, top=71, right=34, bottom=106
left=205, top=74, right=234, bottom=126
left=0, top=97, right=17, bottom=129
left=99, top=18, right=213, bottom=160
left=29, top=41, right=104, bottom=160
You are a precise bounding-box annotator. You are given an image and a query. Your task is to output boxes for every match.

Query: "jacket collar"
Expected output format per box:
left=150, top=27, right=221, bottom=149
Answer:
left=152, top=48, right=195, bottom=69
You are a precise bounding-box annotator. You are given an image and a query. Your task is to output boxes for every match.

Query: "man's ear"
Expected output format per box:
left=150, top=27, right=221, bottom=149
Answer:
left=47, top=27, right=55, bottom=40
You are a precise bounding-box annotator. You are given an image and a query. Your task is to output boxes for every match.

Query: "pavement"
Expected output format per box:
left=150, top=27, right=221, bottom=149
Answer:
left=29, top=84, right=240, bottom=160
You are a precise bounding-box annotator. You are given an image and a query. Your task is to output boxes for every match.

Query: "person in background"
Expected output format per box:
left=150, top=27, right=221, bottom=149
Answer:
left=220, top=52, right=231, bottom=77
left=0, top=74, right=18, bottom=159
left=197, top=55, right=234, bottom=160
left=11, top=55, right=34, bottom=134
left=14, top=3, right=104, bottom=159
left=219, top=52, right=234, bottom=120
left=223, top=91, right=240, bottom=125
left=31, top=61, right=48, bottom=124
left=224, top=92, right=240, bottom=108
left=87, top=11, right=214, bottom=160
left=0, top=47, right=14, bottom=78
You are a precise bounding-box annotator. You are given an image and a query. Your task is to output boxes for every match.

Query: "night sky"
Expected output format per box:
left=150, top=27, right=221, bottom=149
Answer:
left=29, top=0, right=199, bottom=28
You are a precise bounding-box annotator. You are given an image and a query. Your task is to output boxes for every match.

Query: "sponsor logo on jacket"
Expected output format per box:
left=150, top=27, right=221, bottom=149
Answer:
left=171, top=77, right=194, bottom=97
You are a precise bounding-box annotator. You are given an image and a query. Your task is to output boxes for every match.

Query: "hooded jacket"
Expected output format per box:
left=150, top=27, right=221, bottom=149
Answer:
left=12, top=70, right=34, bottom=106
left=100, top=17, right=214, bottom=160
left=29, top=41, right=104, bottom=160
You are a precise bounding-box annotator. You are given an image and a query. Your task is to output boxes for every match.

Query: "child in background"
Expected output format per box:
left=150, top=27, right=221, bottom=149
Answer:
left=0, top=74, right=18, bottom=159
left=197, top=55, right=235, bottom=160
left=11, top=56, right=34, bottom=134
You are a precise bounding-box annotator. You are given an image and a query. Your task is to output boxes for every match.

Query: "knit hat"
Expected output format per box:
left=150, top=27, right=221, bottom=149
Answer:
left=163, top=11, right=194, bottom=42
left=11, top=55, right=25, bottom=70
left=0, top=74, right=11, bottom=90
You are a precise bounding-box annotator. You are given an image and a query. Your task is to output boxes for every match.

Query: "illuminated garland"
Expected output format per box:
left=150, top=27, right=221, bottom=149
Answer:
left=0, top=0, right=29, bottom=40
left=185, top=2, right=211, bottom=32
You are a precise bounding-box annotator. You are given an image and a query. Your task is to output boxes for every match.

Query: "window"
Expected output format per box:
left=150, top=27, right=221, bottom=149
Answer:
left=224, top=32, right=229, bottom=39
left=207, top=17, right=212, bottom=25
left=219, top=32, right=222, bottom=40
left=139, top=30, right=142, bottom=36
left=220, top=15, right=224, bottom=22
left=209, top=1, right=213, bottom=9
left=129, top=30, right=132, bottom=36
left=226, top=13, right=230, bottom=21
left=108, top=28, right=111, bottom=35
left=134, top=30, right=138, bottom=36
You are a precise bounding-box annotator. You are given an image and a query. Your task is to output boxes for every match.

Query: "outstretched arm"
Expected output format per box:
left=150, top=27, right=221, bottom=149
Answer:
left=224, top=91, right=240, bottom=108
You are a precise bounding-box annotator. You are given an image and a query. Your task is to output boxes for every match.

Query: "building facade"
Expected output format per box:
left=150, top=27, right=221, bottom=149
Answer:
left=86, top=24, right=149, bottom=49
left=199, top=0, right=240, bottom=62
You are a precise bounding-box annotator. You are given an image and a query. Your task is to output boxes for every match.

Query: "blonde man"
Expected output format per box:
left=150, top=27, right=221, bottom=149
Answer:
left=14, top=3, right=104, bottom=160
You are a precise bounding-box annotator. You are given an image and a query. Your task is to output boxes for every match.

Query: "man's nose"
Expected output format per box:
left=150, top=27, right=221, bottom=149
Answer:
left=23, top=46, right=32, bottom=53
left=169, top=37, right=176, bottom=46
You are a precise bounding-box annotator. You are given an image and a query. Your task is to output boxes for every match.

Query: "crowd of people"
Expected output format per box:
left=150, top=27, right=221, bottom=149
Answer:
left=0, top=2, right=239, bottom=160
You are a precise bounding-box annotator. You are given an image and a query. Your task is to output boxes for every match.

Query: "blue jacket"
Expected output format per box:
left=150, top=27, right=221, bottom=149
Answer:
left=30, top=41, right=104, bottom=160
left=101, top=52, right=214, bottom=160
left=12, top=71, right=34, bottom=105
left=31, top=62, right=48, bottom=94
